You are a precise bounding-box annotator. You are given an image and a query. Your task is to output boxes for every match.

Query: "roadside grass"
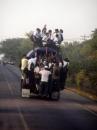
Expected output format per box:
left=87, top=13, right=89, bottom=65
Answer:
left=66, top=87, right=97, bottom=101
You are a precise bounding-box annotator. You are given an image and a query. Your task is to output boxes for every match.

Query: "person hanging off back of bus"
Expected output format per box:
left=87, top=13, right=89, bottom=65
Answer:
left=20, top=54, right=29, bottom=87
left=27, top=56, right=37, bottom=93
left=52, top=62, right=60, bottom=91
left=39, top=65, right=51, bottom=97
left=34, top=63, right=41, bottom=91
left=60, top=58, right=69, bottom=90
left=20, top=54, right=28, bottom=79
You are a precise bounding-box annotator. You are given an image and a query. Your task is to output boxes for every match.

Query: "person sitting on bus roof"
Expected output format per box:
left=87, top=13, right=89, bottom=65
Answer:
left=58, top=29, right=64, bottom=44
left=34, top=28, right=41, bottom=38
left=34, top=28, right=42, bottom=46
left=53, top=34, right=59, bottom=46
left=42, top=24, right=47, bottom=37
left=42, top=32, right=49, bottom=46
left=47, top=30, right=54, bottom=44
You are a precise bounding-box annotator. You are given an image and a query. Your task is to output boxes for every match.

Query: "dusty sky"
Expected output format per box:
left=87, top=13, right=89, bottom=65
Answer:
left=0, top=0, right=97, bottom=41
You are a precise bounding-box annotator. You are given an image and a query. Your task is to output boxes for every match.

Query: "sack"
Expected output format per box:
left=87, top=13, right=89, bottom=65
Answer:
left=22, top=89, right=30, bottom=98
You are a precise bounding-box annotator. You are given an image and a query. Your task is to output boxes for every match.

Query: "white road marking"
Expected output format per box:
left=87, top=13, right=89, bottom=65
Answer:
left=80, top=104, right=97, bottom=117
left=1, top=67, right=30, bottom=130
left=2, top=65, right=97, bottom=129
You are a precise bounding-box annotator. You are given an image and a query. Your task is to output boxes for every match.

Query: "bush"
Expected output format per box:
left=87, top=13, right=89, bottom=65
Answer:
left=89, top=73, right=97, bottom=95
left=76, top=70, right=91, bottom=91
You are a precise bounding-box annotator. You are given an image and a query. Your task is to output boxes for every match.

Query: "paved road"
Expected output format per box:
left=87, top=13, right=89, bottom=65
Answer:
left=0, top=64, right=97, bottom=130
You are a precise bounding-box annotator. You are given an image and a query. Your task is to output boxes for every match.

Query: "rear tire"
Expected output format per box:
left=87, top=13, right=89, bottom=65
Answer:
left=50, top=91, right=60, bottom=101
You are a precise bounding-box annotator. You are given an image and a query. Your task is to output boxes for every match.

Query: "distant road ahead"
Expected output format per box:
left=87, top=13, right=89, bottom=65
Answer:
left=0, top=64, right=97, bottom=130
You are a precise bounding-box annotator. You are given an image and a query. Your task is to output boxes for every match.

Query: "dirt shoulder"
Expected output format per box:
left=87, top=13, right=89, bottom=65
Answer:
left=66, top=87, right=97, bottom=114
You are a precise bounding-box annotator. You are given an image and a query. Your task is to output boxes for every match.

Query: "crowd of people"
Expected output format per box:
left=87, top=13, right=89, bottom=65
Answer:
left=27, top=25, right=64, bottom=48
left=21, top=25, right=69, bottom=97
left=20, top=51, right=69, bottom=97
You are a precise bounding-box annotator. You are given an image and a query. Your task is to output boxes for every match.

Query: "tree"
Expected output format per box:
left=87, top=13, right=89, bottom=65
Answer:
left=0, top=38, right=33, bottom=64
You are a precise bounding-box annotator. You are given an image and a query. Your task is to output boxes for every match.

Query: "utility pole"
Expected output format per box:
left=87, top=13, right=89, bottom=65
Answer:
left=81, top=35, right=89, bottom=41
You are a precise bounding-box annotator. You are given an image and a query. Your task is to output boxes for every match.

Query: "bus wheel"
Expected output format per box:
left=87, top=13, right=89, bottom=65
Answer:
left=50, top=91, right=60, bottom=101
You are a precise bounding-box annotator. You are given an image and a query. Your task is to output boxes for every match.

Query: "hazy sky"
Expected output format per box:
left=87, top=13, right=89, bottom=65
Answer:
left=0, top=0, right=97, bottom=41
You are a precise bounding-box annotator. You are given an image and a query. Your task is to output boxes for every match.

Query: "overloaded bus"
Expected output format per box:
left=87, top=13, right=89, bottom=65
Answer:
left=21, top=27, right=69, bottom=100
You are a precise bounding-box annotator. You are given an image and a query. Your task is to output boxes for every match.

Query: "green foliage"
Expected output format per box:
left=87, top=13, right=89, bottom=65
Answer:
left=76, top=71, right=97, bottom=95
left=76, top=70, right=90, bottom=91
left=0, top=38, right=33, bottom=64
left=0, top=28, right=97, bottom=96
left=60, top=28, right=97, bottom=96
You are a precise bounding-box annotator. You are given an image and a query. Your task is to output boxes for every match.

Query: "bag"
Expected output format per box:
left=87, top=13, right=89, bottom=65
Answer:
left=22, top=89, right=30, bottom=97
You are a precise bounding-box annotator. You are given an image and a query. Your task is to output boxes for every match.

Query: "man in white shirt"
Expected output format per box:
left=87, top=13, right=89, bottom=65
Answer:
left=39, top=66, right=51, bottom=96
